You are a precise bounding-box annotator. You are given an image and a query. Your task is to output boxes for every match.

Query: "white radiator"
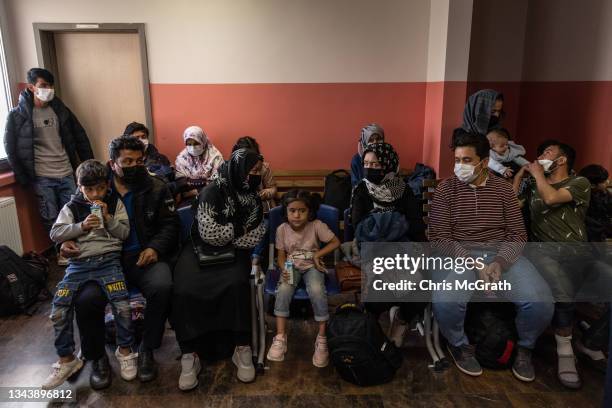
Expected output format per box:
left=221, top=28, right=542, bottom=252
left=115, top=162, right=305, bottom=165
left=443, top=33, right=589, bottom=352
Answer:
left=0, top=197, right=23, bottom=255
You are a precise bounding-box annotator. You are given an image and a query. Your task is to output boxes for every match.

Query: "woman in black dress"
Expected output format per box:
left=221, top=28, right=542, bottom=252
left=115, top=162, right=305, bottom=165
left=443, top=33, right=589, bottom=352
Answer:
left=172, top=148, right=267, bottom=389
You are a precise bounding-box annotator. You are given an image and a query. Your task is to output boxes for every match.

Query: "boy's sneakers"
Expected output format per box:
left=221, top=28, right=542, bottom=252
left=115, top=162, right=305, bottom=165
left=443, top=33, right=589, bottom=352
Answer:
left=232, top=346, right=255, bottom=383
left=266, top=334, right=287, bottom=362
left=41, top=357, right=83, bottom=390
left=512, top=347, right=535, bottom=382
left=312, top=335, right=329, bottom=368
left=179, top=353, right=202, bottom=391
left=447, top=343, right=483, bottom=376
left=115, top=347, right=139, bottom=381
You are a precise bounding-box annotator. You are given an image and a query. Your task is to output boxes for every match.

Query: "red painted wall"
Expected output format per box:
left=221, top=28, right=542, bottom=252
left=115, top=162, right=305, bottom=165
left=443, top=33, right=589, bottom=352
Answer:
left=150, top=83, right=427, bottom=170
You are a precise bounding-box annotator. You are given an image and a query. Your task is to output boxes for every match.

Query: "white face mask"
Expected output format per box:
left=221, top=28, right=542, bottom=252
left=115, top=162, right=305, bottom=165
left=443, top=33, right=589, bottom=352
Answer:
left=140, top=138, right=149, bottom=149
left=454, top=161, right=482, bottom=184
left=35, top=87, right=54, bottom=102
left=538, top=158, right=559, bottom=173
left=187, top=145, right=204, bottom=157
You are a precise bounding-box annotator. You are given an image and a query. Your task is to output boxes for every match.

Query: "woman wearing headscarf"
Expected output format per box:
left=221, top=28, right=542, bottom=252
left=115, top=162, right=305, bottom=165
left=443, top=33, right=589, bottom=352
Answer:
left=350, top=142, right=426, bottom=348
left=175, top=125, right=224, bottom=198
left=172, top=148, right=267, bottom=389
left=459, top=89, right=504, bottom=137
left=350, top=123, right=385, bottom=187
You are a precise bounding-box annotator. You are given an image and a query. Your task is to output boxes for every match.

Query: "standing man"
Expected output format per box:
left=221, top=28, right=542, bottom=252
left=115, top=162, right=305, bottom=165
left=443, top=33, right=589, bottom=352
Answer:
left=4, top=68, right=93, bottom=245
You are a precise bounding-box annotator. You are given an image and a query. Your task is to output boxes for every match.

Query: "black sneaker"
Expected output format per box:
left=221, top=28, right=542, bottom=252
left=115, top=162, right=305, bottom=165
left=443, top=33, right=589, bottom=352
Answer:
left=512, top=347, right=535, bottom=382
left=90, top=354, right=112, bottom=390
left=138, top=347, right=158, bottom=382
left=447, top=343, right=483, bottom=376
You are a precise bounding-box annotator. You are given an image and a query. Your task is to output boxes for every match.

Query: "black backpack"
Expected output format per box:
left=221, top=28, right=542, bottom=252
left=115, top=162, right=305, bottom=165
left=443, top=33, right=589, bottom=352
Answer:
left=465, top=302, right=517, bottom=369
left=327, top=303, right=402, bottom=386
left=0, top=245, right=49, bottom=316
left=323, top=170, right=352, bottom=213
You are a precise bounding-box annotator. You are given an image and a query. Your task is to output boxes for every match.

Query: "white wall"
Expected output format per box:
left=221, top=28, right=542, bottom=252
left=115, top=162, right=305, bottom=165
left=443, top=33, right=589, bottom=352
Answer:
left=5, top=0, right=432, bottom=84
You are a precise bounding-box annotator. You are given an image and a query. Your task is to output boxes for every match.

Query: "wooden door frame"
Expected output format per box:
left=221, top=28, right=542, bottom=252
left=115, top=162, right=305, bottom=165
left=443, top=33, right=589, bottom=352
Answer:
left=33, top=23, right=154, bottom=142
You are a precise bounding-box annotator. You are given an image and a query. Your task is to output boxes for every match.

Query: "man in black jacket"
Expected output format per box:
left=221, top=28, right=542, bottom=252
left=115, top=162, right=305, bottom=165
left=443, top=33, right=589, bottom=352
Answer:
left=3, top=68, right=93, bottom=232
left=61, top=136, right=179, bottom=389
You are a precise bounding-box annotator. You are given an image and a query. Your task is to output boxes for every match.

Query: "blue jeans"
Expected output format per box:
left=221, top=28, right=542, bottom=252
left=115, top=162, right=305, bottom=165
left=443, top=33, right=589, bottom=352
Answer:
left=33, top=175, right=76, bottom=233
left=274, top=267, right=330, bottom=322
left=432, top=251, right=554, bottom=349
left=50, top=253, right=134, bottom=357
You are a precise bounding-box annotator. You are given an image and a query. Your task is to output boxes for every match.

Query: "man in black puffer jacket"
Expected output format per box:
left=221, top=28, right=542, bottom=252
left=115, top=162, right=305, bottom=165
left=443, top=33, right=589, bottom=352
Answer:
left=3, top=68, right=93, bottom=232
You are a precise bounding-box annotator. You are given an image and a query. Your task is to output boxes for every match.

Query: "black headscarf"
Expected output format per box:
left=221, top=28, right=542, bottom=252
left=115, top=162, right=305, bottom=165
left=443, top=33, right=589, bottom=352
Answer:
left=211, top=148, right=264, bottom=230
left=362, top=142, right=405, bottom=203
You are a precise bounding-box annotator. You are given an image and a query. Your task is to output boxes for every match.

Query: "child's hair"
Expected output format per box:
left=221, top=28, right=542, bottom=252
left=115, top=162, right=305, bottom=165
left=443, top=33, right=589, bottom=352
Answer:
left=232, top=136, right=260, bottom=155
left=281, top=189, right=321, bottom=222
left=76, top=159, right=109, bottom=187
left=487, top=128, right=510, bottom=140
left=579, top=164, right=609, bottom=185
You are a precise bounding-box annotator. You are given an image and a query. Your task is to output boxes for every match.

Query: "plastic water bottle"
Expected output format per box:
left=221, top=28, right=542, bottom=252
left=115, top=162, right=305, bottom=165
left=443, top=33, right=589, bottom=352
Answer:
left=284, top=260, right=294, bottom=285
left=90, top=203, right=104, bottom=229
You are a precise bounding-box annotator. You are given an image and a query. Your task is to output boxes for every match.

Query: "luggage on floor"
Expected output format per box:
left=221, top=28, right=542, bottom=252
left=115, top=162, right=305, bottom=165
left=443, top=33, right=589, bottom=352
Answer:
left=327, top=303, right=402, bottom=386
left=335, top=261, right=361, bottom=292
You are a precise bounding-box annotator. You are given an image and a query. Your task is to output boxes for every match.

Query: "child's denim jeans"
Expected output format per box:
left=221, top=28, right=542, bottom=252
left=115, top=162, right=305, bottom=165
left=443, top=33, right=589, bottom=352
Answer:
left=274, top=267, right=329, bottom=321
left=50, top=252, right=134, bottom=357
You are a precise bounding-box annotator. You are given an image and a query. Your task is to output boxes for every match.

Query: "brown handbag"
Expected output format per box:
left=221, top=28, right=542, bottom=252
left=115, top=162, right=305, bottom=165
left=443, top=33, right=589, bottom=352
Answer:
left=335, top=261, right=362, bottom=292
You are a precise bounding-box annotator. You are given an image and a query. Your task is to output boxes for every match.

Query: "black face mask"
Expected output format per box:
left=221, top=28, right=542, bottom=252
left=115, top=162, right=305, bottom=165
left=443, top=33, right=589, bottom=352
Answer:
left=364, top=168, right=385, bottom=184
left=488, top=115, right=500, bottom=128
left=120, top=165, right=148, bottom=187
left=247, top=175, right=262, bottom=191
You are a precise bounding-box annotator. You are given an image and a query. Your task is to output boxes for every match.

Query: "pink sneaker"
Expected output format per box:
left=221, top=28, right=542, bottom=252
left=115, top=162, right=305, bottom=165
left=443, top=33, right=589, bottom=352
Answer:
left=266, top=334, right=287, bottom=362
left=312, top=335, right=329, bottom=368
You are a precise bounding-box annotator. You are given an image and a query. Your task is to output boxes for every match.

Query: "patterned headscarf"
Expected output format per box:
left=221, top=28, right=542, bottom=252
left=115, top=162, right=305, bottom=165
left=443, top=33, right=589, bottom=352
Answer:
left=362, top=142, right=405, bottom=203
left=461, top=89, right=501, bottom=136
left=213, top=148, right=264, bottom=230
left=358, top=123, right=385, bottom=157
left=175, top=125, right=224, bottom=180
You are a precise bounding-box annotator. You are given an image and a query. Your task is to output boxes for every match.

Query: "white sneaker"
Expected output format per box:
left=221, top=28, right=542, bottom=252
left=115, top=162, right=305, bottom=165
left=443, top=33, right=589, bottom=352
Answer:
left=266, top=334, right=287, bottom=362
left=312, top=335, right=329, bottom=368
left=232, top=346, right=255, bottom=383
left=115, top=347, right=138, bottom=381
left=41, top=358, right=83, bottom=389
left=179, top=353, right=202, bottom=391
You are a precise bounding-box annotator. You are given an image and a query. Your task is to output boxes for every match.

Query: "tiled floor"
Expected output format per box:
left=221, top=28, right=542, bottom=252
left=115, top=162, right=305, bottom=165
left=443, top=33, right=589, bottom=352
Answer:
left=0, top=261, right=605, bottom=407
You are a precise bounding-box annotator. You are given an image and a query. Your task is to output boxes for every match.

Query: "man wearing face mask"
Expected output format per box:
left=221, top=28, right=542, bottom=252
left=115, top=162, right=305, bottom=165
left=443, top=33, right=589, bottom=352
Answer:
left=516, top=140, right=612, bottom=389
left=3, top=68, right=93, bottom=237
left=60, top=136, right=179, bottom=387
left=429, top=133, right=553, bottom=383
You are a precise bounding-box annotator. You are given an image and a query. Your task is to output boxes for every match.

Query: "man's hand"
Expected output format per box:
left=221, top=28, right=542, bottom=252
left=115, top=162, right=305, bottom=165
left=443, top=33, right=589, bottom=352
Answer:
left=525, top=161, right=545, bottom=178
left=82, top=214, right=101, bottom=231
left=486, top=262, right=502, bottom=284
left=137, top=248, right=158, bottom=267
left=60, top=241, right=80, bottom=258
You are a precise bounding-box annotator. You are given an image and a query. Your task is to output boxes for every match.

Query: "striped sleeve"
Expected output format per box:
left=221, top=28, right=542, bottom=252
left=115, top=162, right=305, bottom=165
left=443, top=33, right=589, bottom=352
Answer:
left=428, top=179, right=470, bottom=259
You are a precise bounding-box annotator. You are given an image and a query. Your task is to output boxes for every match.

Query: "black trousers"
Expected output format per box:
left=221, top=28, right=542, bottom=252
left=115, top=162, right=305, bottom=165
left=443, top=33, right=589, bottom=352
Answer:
left=74, top=255, right=172, bottom=360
